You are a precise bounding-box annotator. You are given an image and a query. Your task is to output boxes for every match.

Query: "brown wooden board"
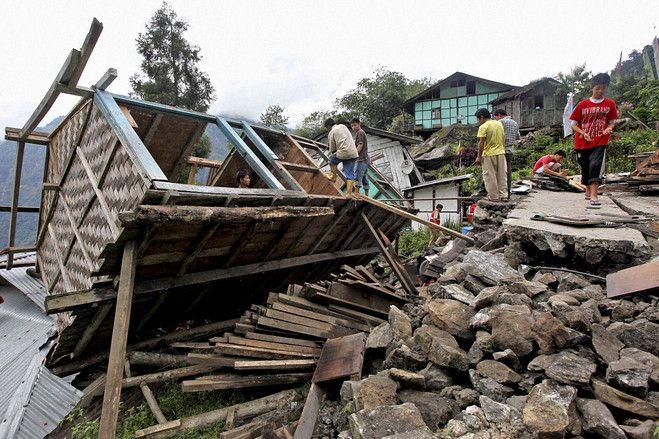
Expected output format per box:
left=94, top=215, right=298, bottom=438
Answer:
left=311, top=333, right=366, bottom=384
left=606, top=261, right=659, bottom=298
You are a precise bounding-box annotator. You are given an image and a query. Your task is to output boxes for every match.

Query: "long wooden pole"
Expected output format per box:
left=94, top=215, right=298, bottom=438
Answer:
left=98, top=241, right=137, bottom=438
left=6, top=140, right=25, bottom=269
left=355, top=194, right=475, bottom=244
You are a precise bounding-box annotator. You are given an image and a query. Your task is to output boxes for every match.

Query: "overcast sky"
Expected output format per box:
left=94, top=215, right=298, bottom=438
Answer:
left=0, top=0, right=657, bottom=130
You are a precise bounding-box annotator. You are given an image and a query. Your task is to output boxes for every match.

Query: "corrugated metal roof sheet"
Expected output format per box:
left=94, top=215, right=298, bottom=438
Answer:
left=0, top=257, right=46, bottom=311
left=0, top=283, right=81, bottom=439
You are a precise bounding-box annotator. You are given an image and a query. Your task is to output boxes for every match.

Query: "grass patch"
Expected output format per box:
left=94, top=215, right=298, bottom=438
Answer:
left=67, top=382, right=289, bottom=439
left=397, top=227, right=431, bottom=259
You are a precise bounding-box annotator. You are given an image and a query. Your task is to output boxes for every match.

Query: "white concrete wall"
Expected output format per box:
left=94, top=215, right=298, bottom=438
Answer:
left=410, top=184, right=460, bottom=231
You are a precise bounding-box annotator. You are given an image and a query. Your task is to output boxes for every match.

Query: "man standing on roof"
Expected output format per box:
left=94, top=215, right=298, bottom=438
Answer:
left=351, top=117, right=370, bottom=197
left=493, top=109, right=520, bottom=195
left=569, top=73, right=618, bottom=207
left=475, top=108, right=508, bottom=202
left=324, top=118, right=359, bottom=197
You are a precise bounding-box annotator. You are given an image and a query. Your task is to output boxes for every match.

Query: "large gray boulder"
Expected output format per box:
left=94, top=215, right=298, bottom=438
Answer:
left=606, top=356, right=652, bottom=397
left=352, top=374, right=398, bottom=411
left=607, top=319, right=659, bottom=356
left=462, top=250, right=522, bottom=285
left=490, top=306, right=534, bottom=357
left=423, top=298, right=475, bottom=340
left=523, top=380, right=579, bottom=438
left=475, top=360, right=522, bottom=385
left=591, top=323, right=624, bottom=364
left=348, top=403, right=428, bottom=439
left=529, top=350, right=597, bottom=386
left=366, top=322, right=394, bottom=350
left=532, top=312, right=570, bottom=354
left=413, top=325, right=469, bottom=371
left=397, top=390, right=460, bottom=430
left=591, top=379, right=659, bottom=418
left=576, top=398, right=626, bottom=439
left=389, top=306, right=412, bottom=338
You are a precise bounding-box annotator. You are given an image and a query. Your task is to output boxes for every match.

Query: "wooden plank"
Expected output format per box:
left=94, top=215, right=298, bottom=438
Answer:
left=280, top=161, right=320, bottom=173
left=357, top=194, right=474, bottom=243
left=69, top=17, right=104, bottom=86
left=182, top=372, right=311, bottom=392
left=5, top=127, right=50, bottom=145
left=225, top=336, right=321, bottom=355
left=214, top=342, right=317, bottom=359
left=294, top=383, right=326, bottom=439
left=361, top=213, right=416, bottom=297
left=245, top=332, right=320, bottom=348
left=606, top=261, right=659, bottom=298
left=94, top=67, right=117, bottom=90
left=143, top=113, right=163, bottom=147
left=94, top=90, right=167, bottom=182
left=125, top=361, right=167, bottom=424
left=186, top=353, right=238, bottom=367
left=309, top=290, right=388, bottom=318
left=270, top=302, right=369, bottom=332
left=187, top=156, right=223, bottom=168
left=274, top=293, right=352, bottom=320
left=233, top=359, right=316, bottom=370
left=19, top=49, right=80, bottom=139
left=264, top=309, right=334, bottom=331
left=120, top=105, right=139, bottom=128
left=257, top=316, right=329, bottom=339
left=327, top=304, right=385, bottom=326
left=98, top=241, right=137, bottom=439
left=312, top=333, right=366, bottom=384
left=122, top=365, right=217, bottom=388
left=6, top=140, right=25, bottom=268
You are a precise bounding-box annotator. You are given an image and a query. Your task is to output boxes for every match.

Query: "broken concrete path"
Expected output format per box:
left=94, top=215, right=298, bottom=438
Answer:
left=504, top=190, right=650, bottom=267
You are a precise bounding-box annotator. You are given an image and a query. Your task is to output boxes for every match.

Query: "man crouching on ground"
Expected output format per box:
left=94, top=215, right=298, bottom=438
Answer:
left=324, top=118, right=359, bottom=196
left=475, top=108, right=508, bottom=202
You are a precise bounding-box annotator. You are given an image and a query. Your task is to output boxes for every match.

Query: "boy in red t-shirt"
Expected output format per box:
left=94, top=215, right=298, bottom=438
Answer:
left=569, top=73, right=618, bottom=206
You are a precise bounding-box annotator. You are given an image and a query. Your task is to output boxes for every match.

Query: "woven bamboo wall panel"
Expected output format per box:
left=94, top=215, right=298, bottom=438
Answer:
left=39, top=101, right=151, bottom=295
left=79, top=106, right=116, bottom=177
left=100, top=145, right=149, bottom=222
left=66, top=239, right=94, bottom=292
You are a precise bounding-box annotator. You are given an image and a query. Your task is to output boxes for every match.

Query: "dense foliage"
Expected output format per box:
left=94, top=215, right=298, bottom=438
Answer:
left=130, top=2, right=215, bottom=113
left=259, top=104, right=289, bottom=130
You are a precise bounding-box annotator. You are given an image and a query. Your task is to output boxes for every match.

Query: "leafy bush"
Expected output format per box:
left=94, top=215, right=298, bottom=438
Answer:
left=397, top=227, right=431, bottom=259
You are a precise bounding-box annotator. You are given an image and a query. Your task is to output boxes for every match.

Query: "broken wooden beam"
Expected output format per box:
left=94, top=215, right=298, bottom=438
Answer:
left=182, top=372, right=311, bottom=392
left=134, top=389, right=300, bottom=438
left=606, top=260, right=659, bottom=298
left=233, top=359, right=317, bottom=371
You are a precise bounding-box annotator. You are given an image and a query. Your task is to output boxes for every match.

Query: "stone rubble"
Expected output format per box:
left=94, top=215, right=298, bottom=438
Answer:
left=316, top=200, right=658, bottom=439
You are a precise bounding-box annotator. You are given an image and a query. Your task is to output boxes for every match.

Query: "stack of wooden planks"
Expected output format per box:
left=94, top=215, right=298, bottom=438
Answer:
left=629, top=149, right=659, bottom=193
left=130, top=263, right=408, bottom=438
left=173, top=264, right=408, bottom=393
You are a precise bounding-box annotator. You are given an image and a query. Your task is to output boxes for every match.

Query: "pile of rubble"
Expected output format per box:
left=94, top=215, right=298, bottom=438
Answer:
left=325, top=247, right=658, bottom=438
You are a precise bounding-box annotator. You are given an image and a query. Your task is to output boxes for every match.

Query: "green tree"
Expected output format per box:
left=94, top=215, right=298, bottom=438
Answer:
left=130, top=2, right=215, bottom=112
left=295, top=109, right=334, bottom=138
left=556, top=64, right=592, bottom=102
left=336, top=68, right=432, bottom=129
left=387, top=113, right=415, bottom=135
left=259, top=105, right=289, bottom=130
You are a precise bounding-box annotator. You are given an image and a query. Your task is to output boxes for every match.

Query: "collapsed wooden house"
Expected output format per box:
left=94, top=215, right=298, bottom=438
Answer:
left=2, top=19, right=414, bottom=437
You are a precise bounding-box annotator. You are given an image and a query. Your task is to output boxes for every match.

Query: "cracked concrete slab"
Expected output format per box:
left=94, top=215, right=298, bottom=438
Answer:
left=609, top=192, right=659, bottom=217
left=503, top=190, right=651, bottom=269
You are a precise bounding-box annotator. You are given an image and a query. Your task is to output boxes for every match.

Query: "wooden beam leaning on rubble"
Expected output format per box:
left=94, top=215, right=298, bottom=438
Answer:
left=355, top=193, right=475, bottom=244
left=99, top=241, right=137, bottom=439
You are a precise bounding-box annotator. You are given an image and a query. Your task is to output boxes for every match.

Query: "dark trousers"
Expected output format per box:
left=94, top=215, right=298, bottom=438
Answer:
left=505, top=152, right=513, bottom=195
left=576, top=145, right=606, bottom=185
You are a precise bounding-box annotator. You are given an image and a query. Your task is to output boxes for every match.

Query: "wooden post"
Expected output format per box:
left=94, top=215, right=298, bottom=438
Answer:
left=98, top=241, right=137, bottom=438
left=6, top=140, right=25, bottom=269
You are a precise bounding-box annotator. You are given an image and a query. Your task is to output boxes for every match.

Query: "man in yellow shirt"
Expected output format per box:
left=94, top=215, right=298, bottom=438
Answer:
left=474, top=108, right=508, bottom=201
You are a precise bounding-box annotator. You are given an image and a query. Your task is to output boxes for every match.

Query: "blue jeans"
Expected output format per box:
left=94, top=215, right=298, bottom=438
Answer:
left=329, top=153, right=357, bottom=180
left=355, top=159, right=370, bottom=190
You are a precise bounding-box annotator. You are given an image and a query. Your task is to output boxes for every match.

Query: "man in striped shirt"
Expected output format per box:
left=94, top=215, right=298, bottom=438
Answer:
left=493, top=109, right=520, bottom=195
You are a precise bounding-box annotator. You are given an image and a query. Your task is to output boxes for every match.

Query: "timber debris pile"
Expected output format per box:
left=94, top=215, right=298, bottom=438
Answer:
left=1, top=17, right=658, bottom=439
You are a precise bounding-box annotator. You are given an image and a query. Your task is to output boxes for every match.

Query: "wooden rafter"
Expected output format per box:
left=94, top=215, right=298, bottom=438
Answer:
left=45, top=246, right=380, bottom=314
left=170, top=122, right=207, bottom=182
